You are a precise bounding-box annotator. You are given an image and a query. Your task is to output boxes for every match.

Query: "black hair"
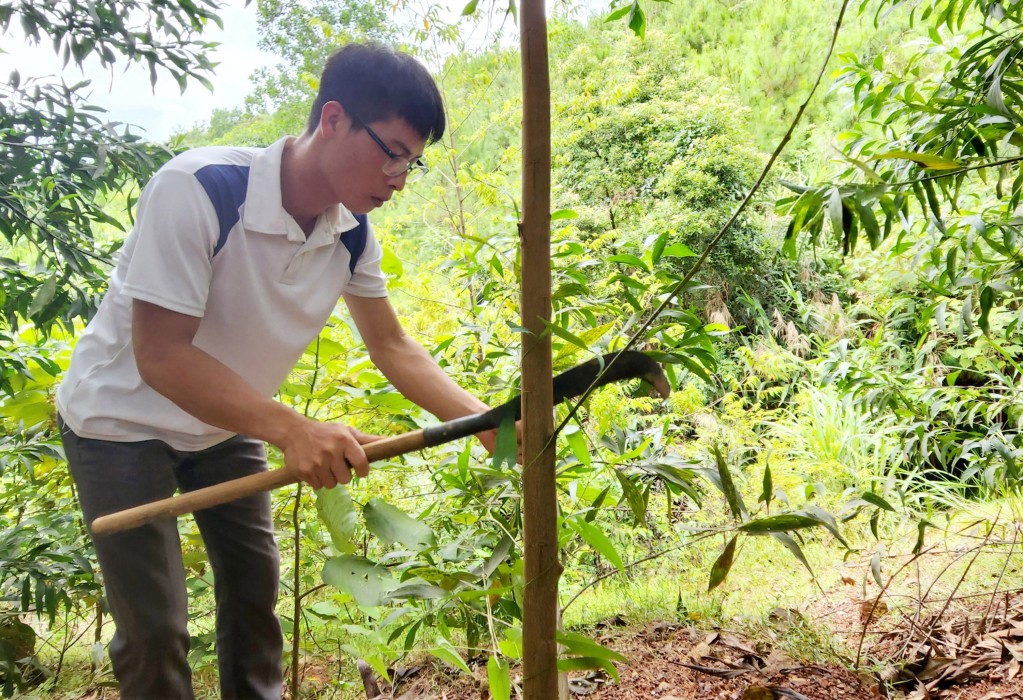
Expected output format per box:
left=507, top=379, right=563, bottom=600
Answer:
left=306, top=43, right=445, bottom=145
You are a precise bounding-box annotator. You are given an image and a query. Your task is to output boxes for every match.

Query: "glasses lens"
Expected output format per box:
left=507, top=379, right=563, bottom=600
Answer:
left=406, top=161, right=427, bottom=182
left=382, top=159, right=406, bottom=177
left=382, top=158, right=427, bottom=180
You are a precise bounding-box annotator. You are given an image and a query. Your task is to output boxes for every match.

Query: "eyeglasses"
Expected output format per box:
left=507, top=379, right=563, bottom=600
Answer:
left=354, top=116, right=429, bottom=182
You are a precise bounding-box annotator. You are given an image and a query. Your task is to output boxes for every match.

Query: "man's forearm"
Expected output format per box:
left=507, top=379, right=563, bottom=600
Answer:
left=367, top=334, right=489, bottom=422
left=137, top=341, right=303, bottom=449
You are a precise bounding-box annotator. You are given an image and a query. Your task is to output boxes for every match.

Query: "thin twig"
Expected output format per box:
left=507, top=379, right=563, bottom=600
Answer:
left=978, top=521, right=1019, bottom=635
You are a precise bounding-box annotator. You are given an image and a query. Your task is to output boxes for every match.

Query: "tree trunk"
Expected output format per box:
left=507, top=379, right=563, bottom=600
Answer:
left=519, top=1, right=562, bottom=699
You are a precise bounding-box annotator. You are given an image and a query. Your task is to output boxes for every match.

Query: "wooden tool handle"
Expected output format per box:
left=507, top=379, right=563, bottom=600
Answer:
left=88, top=350, right=670, bottom=536
left=90, top=430, right=428, bottom=536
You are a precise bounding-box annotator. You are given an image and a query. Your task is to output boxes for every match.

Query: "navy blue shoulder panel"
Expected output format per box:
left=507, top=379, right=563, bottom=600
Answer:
left=193, top=164, right=251, bottom=257
left=340, top=213, right=369, bottom=274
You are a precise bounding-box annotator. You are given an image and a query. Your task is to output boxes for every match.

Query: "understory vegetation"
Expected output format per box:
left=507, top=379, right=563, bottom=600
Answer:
left=2, top=0, right=1022, bottom=698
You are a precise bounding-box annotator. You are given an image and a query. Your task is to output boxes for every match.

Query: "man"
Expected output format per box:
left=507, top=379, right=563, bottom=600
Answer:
left=56, top=43, right=494, bottom=699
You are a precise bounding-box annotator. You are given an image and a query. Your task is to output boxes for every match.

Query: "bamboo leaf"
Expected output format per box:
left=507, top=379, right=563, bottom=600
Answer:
left=542, top=318, right=590, bottom=350
left=739, top=513, right=821, bottom=533
left=860, top=491, right=896, bottom=512
left=615, top=469, right=647, bottom=525
left=759, top=462, right=773, bottom=509
left=875, top=150, right=962, bottom=170
left=770, top=532, right=814, bottom=577
left=570, top=518, right=624, bottom=572
left=708, top=535, right=738, bottom=591
left=713, top=445, right=746, bottom=522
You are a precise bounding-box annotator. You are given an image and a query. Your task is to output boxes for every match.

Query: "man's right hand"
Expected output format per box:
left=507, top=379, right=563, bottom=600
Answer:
left=279, top=418, right=380, bottom=490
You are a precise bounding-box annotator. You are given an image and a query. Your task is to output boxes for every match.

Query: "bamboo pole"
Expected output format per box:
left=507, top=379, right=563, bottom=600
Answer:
left=519, top=0, right=562, bottom=698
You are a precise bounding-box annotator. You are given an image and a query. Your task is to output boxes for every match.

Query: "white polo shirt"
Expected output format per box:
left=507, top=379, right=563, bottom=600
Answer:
left=56, top=137, right=388, bottom=451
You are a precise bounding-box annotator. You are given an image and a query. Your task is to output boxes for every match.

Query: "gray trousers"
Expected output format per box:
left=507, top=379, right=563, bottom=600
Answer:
left=59, top=417, right=283, bottom=699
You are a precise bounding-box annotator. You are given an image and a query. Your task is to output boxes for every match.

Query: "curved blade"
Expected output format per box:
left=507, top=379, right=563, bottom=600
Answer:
left=422, top=351, right=669, bottom=447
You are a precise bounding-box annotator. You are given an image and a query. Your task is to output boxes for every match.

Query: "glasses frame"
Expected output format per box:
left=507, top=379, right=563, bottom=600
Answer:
left=352, top=114, right=428, bottom=182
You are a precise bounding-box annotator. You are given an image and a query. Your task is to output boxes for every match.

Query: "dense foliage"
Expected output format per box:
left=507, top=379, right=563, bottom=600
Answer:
left=1, top=0, right=1021, bottom=697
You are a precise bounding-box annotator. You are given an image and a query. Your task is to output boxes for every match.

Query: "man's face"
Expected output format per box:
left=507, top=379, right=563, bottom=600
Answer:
left=322, top=108, right=428, bottom=215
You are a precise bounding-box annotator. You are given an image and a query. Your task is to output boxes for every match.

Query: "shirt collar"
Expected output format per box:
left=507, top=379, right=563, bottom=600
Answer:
left=241, top=136, right=360, bottom=245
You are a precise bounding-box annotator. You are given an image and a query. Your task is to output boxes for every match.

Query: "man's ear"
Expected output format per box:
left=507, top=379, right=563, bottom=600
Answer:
left=318, top=101, right=347, bottom=137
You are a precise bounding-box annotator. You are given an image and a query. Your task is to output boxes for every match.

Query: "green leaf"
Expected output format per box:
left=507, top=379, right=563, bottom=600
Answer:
left=315, top=486, right=357, bottom=554
left=492, top=417, right=518, bottom=470
left=542, top=318, right=589, bottom=350
left=662, top=243, right=696, bottom=258
left=860, top=491, right=896, bottom=513
left=875, top=150, right=962, bottom=170
left=651, top=232, right=669, bottom=265
left=828, top=188, right=844, bottom=239
left=461, top=0, right=479, bottom=15
left=28, top=275, right=58, bottom=319
left=922, top=178, right=943, bottom=225
left=557, top=655, right=620, bottom=682
left=758, top=462, right=773, bottom=508
left=979, top=285, right=994, bottom=335
left=605, top=5, right=631, bottom=21
left=487, top=656, right=511, bottom=700
left=363, top=498, right=436, bottom=551
left=914, top=519, right=934, bottom=554
left=870, top=552, right=883, bottom=587
left=713, top=445, right=746, bottom=522
left=565, top=427, right=591, bottom=466
left=551, top=208, right=577, bottom=220
left=608, top=253, right=649, bottom=272
left=381, top=246, right=404, bottom=279
left=322, top=555, right=395, bottom=607
left=557, top=630, right=627, bottom=664
left=770, top=532, right=814, bottom=577
left=431, top=638, right=472, bottom=674
left=569, top=518, right=624, bottom=572
left=627, top=1, right=646, bottom=38
left=739, top=513, right=821, bottom=533
left=708, top=535, right=738, bottom=591
left=614, top=469, right=647, bottom=525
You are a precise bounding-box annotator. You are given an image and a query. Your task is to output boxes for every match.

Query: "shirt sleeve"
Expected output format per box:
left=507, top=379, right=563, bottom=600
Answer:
left=121, top=167, right=219, bottom=317
left=343, top=222, right=389, bottom=298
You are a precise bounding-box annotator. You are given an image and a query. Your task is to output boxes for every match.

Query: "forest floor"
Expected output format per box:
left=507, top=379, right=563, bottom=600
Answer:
left=379, top=584, right=1023, bottom=700
left=60, top=555, right=1023, bottom=700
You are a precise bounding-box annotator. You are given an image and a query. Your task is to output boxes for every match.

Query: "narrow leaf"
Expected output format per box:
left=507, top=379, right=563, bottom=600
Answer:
left=713, top=445, right=746, bottom=522
left=860, top=491, right=896, bottom=513
left=708, top=535, right=738, bottom=591
left=875, top=150, right=962, bottom=170
left=614, top=469, right=647, bottom=525
left=770, top=532, right=815, bottom=577
left=570, top=518, right=624, bottom=572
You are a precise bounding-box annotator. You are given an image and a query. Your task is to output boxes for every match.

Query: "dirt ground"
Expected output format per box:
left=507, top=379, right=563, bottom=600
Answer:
left=69, top=583, right=1023, bottom=699
left=383, top=586, right=1023, bottom=700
